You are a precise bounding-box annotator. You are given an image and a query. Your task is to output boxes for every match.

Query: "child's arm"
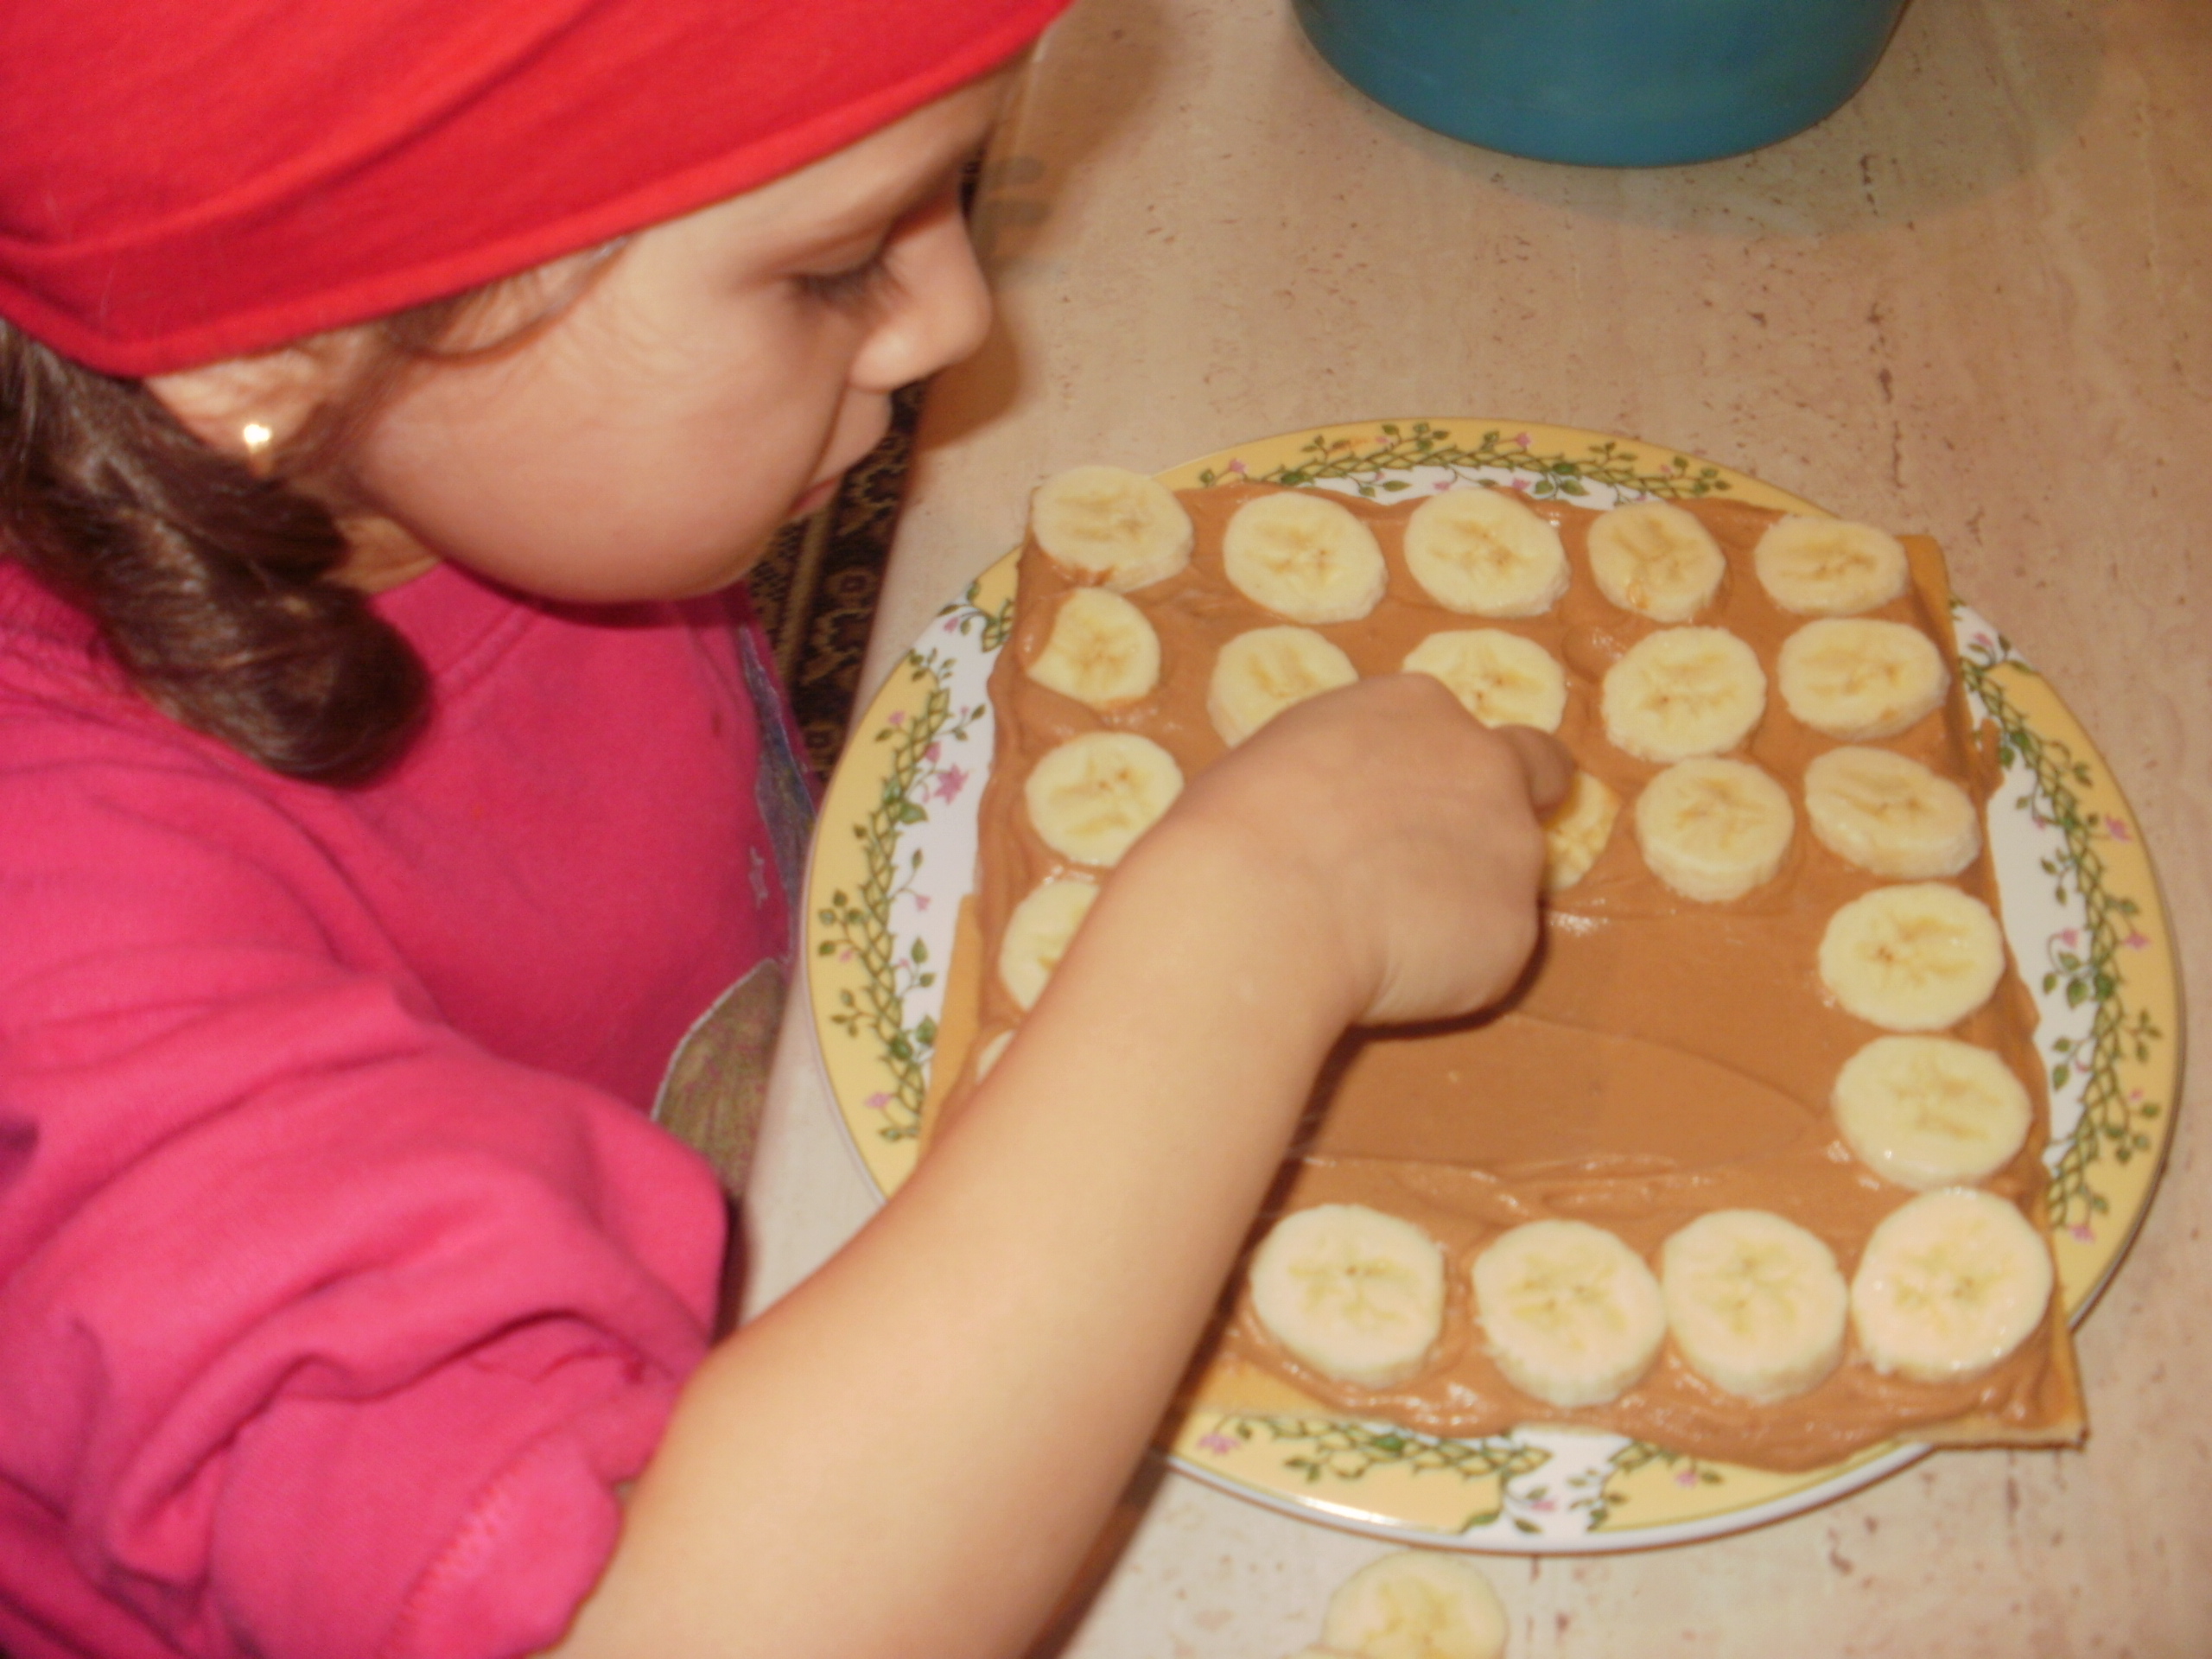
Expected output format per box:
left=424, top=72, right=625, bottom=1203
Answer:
left=551, top=674, right=1569, bottom=1659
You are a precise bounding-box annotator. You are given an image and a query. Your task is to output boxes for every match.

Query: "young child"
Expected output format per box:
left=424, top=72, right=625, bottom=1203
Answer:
left=0, top=3, right=1568, bottom=1656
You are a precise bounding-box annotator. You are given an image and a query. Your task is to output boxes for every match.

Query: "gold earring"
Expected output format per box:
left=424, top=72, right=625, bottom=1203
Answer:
left=239, top=420, right=276, bottom=474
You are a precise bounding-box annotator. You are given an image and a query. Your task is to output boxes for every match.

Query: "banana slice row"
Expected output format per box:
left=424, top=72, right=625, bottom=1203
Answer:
left=1252, top=1189, right=2053, bottom=1407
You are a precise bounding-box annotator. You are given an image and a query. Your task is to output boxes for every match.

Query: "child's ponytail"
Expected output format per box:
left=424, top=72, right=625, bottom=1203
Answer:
left=0, top=321, right=428, bottom=784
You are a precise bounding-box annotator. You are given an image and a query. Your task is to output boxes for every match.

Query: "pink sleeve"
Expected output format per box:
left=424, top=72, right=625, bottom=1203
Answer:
left=0, top=739, right=726, bottom=1658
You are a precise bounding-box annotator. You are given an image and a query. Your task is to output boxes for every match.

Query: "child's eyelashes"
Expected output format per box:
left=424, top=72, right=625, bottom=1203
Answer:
left=793, top=246, right=896, bottom=309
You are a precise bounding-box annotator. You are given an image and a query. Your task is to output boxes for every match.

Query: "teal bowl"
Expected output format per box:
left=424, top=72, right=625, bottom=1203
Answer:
left=1294, top=0, right=1908, bottom=167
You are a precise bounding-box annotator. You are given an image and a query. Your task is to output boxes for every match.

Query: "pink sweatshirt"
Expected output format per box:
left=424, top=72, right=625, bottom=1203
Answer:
left=0, top=558, right=797, bottom=1656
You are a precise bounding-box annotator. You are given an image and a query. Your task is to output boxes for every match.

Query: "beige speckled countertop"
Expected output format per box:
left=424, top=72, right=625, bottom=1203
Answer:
left=742, top=1, right=2211, bottom=1651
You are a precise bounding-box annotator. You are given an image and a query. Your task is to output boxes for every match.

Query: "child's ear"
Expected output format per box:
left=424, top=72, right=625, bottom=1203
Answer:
left=144, top=338, right=357, bottom=470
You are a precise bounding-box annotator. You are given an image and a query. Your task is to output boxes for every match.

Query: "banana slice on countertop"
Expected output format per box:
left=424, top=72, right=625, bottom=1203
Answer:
left=1404, top=486, right=1569, bottom=618
left=1752, top=517, right=1910, bottom=617
left=1777, top=618, right=1949, bottom=741
left=1600, top=626, right=1767, bottom=763
left=1317, top=1551, right=1508, bottom=1659
left=1224, top=489, right=1389, bottom=623
left=997, top=874, right=1099, bottom=1011
left=1028, top=465, right=1194, bottom=592
left=1850, top=1187, right=2055, bottom=1383
left=1633, top=757, right=1796, bottom=903
left=1209, top=625, right=1361, bottom=747
left=1023, top=731, right=1183, bottom=868
left=1542, top=771, right=1621, bottom=894
left=1249, top=1204, right=1447, bottom=1389
left=1472, top=1218, right=1666, bottom=1408
left=1818, top=881, right=2007, bottom=1032
left=1802, top=746, right=1981, bottom=880
left=1832, top=1034, right=2033, bottom=1190
left=1402, top=628, right=1568, bottom=733
left=1660, top=1209, right=1849, bottom=1403
left=1025, top=588, right=1162, bottom=709
left=1586, top=499, right=1726, bottom=622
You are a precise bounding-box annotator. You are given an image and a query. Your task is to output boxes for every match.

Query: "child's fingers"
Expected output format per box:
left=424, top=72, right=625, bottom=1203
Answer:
left=1493, top=724, right=1573, bottom=815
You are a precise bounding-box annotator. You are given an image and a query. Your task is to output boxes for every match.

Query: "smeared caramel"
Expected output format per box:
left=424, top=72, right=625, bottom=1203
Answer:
left=934, top=483, right=2080, bottom=1471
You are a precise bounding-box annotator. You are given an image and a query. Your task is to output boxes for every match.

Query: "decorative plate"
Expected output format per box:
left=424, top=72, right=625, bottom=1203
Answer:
left=803, top=420, right=2180, bottom=1552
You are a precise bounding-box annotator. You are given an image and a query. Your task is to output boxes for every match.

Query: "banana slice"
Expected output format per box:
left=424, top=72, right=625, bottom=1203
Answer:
left=1802, top=746, right=1980, bottom=880
left=1249, top=1205, right=1446, bottom=1389
left=1752, top=517, right=1910, bottom=616
left=1600, top=626, right=1767, bottom=763
left=1208, top=625, right=1361, bottom=747
left=1831, top=1035, right=2033, bottom=1190
left=1023, top=732, right=1184, bottom=868
left=1025, top=588, right=1162, bottom=709
left=1404, top=486, right=1569, bottom=618
left=1402, top=629, right=1568, bottom=733
left=997, top=874, right=1099, bottom=1011
left=1818, top=881, right=2006, bottom=1032
left=1633, top=757, right=1796, bottom=903
left=1849, top=1188, right=2055, bottom=1383
left=1223, top=490, right=1389, bottom=623
left=1319, top=1551, right=1508, bottom=1659
left=1777, top=618, right=1948, bottom=741
left=1586, top=499, right=1726, bottom=622
left=1542, top=771, right=1621, bottom=894
left=1028, top=465, right=1194, bottom=592
left=1659, top=1210, right=1848, bottom=1403
left=972, top=1029, right=1014, bottom=1082
left=1472, top=1219, right=1665, bottom=1408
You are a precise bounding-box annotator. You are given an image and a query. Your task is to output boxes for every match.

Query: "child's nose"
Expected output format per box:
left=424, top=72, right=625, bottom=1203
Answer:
left=850, top=206, right=993, bottom=392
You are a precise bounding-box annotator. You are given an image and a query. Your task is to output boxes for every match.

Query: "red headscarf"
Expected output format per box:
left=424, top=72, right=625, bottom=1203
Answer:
left=0, top=0, right=1070, bottom=376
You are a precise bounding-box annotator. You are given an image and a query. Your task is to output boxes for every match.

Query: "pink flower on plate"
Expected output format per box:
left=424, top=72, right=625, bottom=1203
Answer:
left=932, top=764, right=971, bottom=804
left=887, top=709, right=906, bottom=728
left=2107, top=817, right=2132, bottom=842
left=913, top=893, right=932, bottom=912
left=2126, top=930, right=2149, bottom=949
left=1197, top=1432, right=1240, bottom=1456
left=1513, top=432, right=1532, bottom=450
left=864, top=1092, right=891, bottom=1112
left=2070, top=1223, right=2095, bottom=1243
left=2058, top=928, right=2079, bottom=948
left=1226, top=458, right=1248, bottom=476
left=925, top=742, right=942, bottom=763
left=1675, top=1467, right=1700, bottom=1488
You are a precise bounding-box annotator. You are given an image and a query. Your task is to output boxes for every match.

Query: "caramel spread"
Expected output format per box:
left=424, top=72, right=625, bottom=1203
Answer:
left=931, top=482, right=2082, bottom=1472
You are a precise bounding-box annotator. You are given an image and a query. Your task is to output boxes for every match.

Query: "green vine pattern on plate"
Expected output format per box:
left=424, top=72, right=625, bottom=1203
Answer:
left=1957, top=627, right=2165, bottom=1234
left=1193, top=423, right=1732, bottom=502
left=1208, top=1417, right=1549, bottom=1531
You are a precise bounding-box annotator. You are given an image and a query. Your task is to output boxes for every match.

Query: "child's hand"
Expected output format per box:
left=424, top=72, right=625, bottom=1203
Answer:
left=1145, top=674, right=1572, bottom=1028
